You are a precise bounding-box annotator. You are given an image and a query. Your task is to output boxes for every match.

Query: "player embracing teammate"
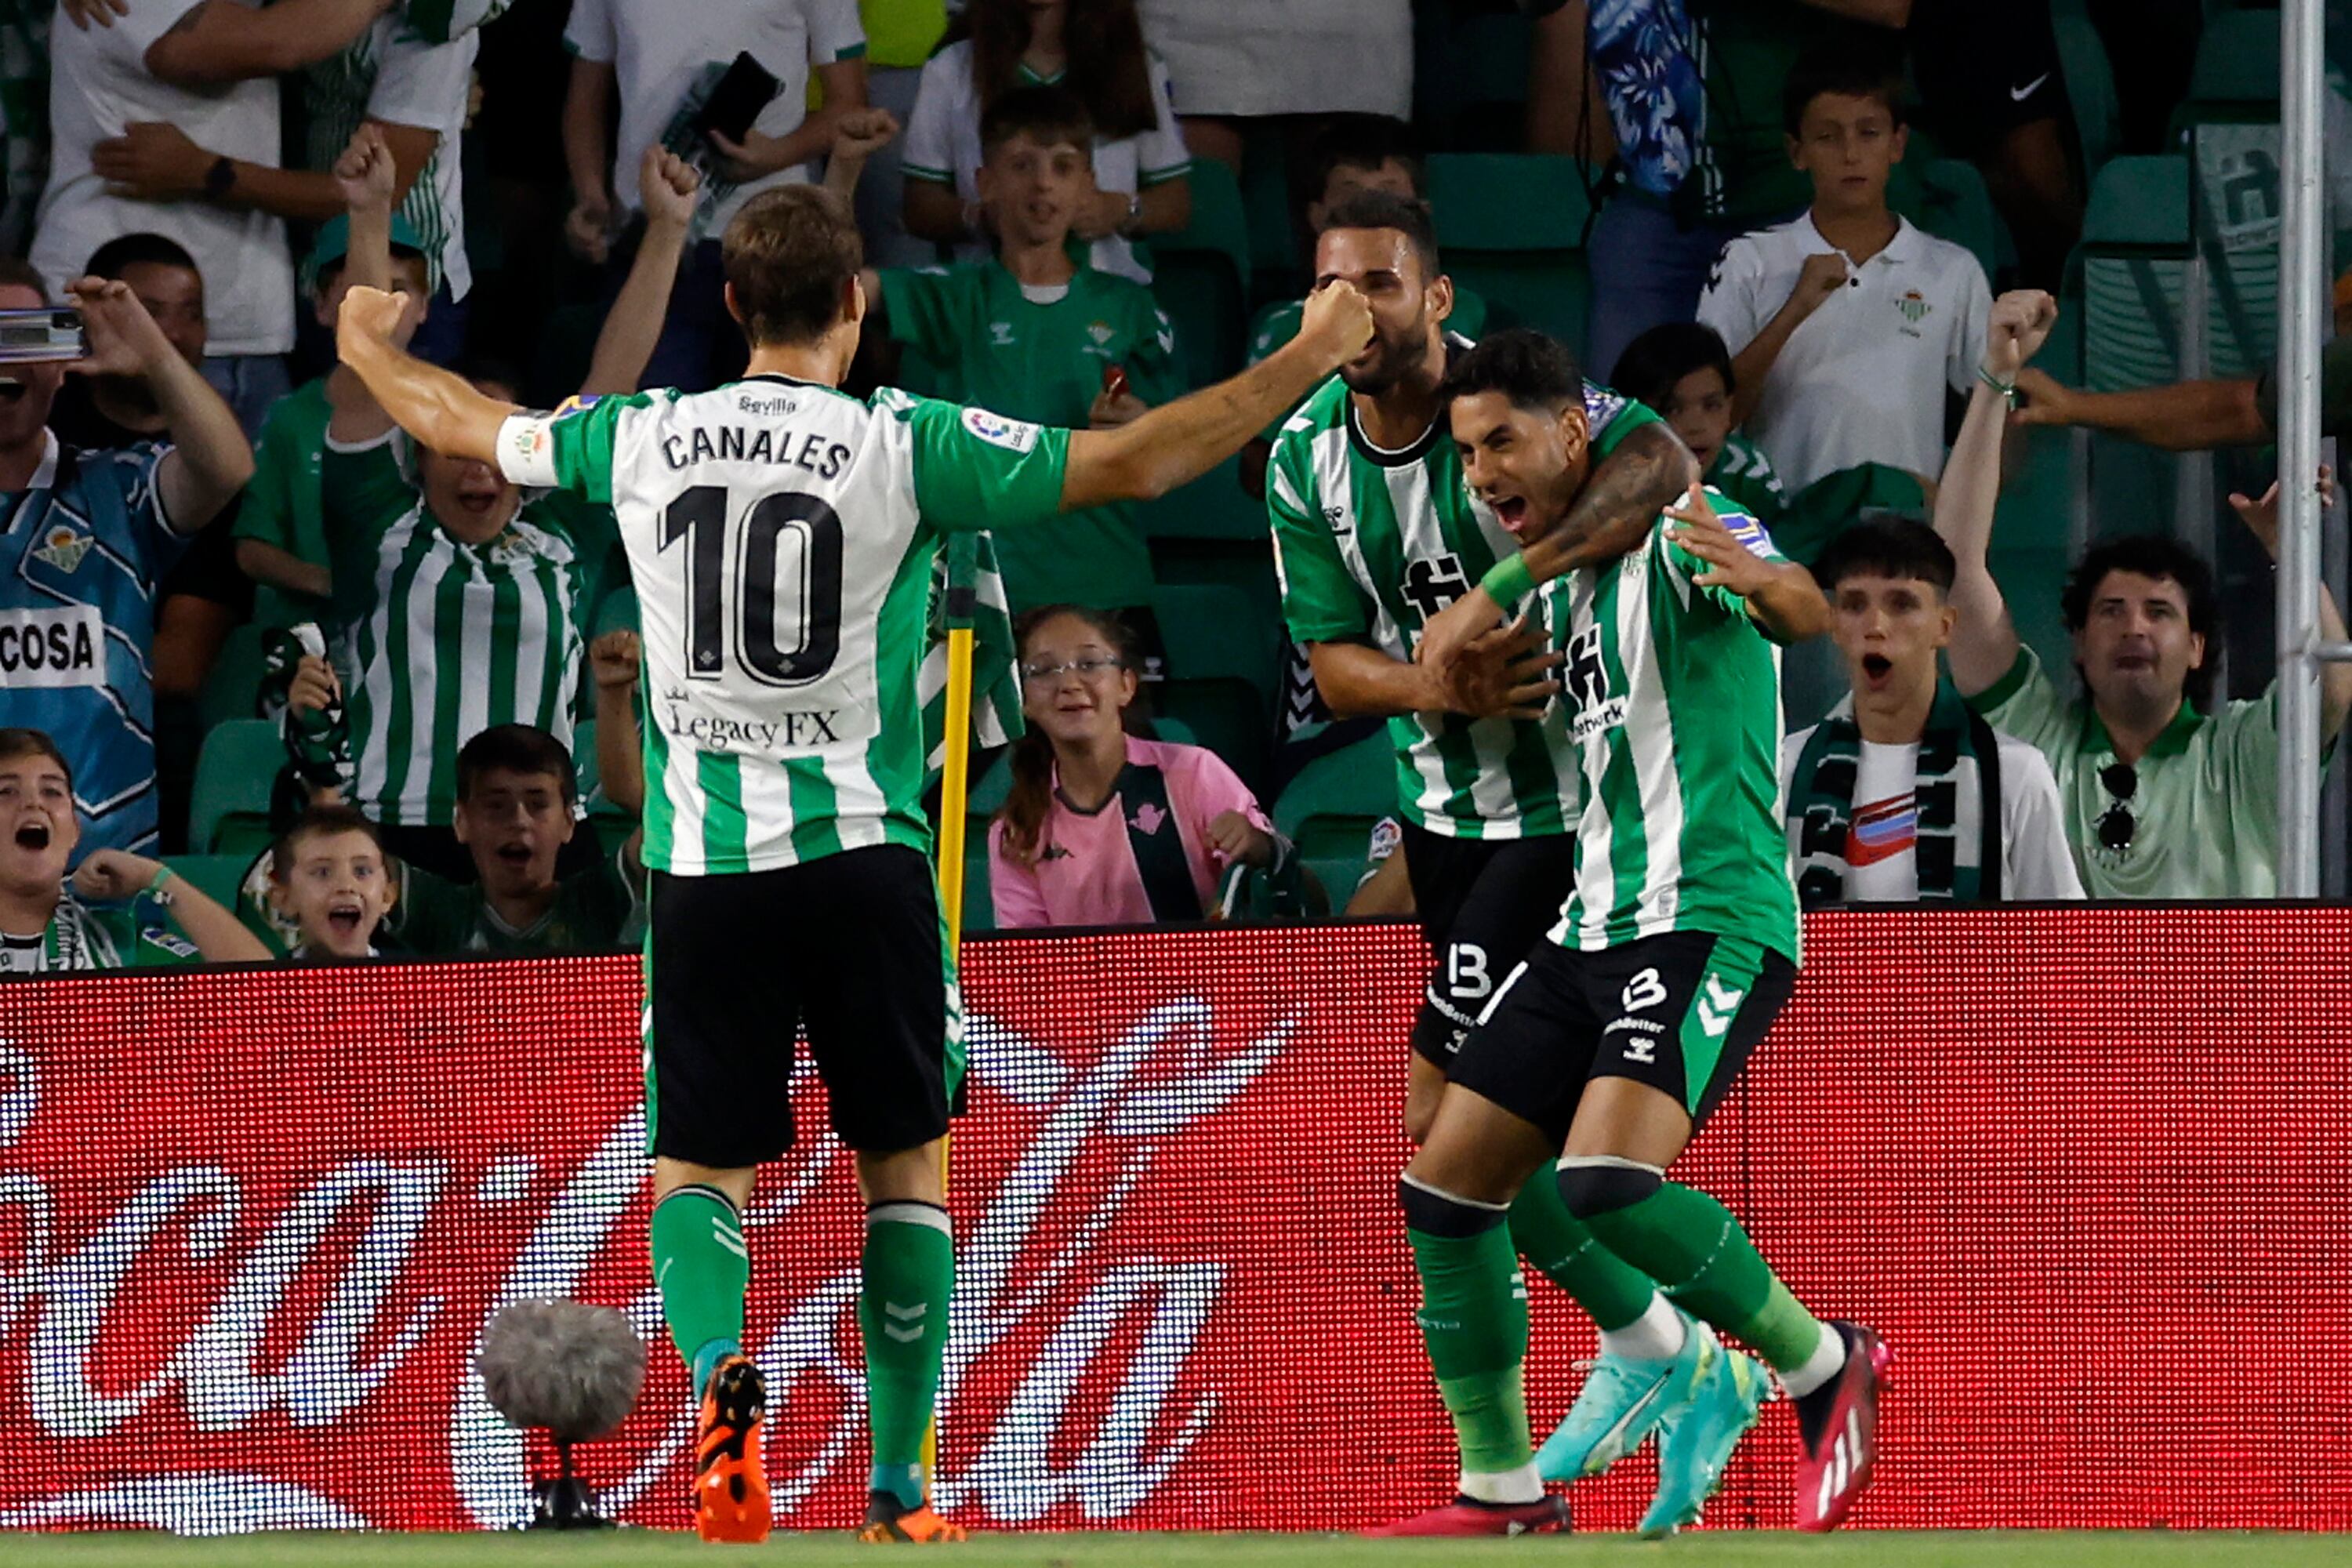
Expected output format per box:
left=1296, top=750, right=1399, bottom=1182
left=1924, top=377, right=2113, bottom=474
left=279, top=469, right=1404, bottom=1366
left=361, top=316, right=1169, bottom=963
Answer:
left=1269, top=189, right=1890, bottom=1536
left=1361, top=328, right=1890, bottom=1537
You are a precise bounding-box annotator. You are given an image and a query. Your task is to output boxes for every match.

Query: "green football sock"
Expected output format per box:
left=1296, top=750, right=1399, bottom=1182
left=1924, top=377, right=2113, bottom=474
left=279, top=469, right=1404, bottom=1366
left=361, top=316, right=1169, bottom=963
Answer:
left=861, top=1203, right=955, bottom=1512
left=648, top=1185, right=749, bottom=1399
left=1507, top=1170, right=1657, bottom=1333
left=1406, top=1220, right=1533, bottom=1475
left=1582, top=1180, right=1830, bottom=1372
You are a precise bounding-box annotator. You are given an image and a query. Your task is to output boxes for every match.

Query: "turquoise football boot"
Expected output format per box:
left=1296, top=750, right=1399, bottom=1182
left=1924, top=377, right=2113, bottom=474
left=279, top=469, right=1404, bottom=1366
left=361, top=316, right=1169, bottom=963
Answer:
left=1534, top=1307, right=1712, bottom=1482
left=1639, top=1324, right=1767, bottom=1538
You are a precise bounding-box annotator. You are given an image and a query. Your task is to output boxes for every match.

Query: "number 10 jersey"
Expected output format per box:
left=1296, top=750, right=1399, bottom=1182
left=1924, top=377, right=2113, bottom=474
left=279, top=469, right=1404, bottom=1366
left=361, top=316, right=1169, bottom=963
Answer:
left=499, top=376, right=1071, bottom=876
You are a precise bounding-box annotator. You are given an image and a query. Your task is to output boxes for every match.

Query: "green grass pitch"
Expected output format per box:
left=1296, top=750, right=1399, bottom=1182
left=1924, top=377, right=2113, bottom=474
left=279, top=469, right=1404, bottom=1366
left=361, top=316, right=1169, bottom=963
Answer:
left=4, top=1534, right=2346, bottom=1568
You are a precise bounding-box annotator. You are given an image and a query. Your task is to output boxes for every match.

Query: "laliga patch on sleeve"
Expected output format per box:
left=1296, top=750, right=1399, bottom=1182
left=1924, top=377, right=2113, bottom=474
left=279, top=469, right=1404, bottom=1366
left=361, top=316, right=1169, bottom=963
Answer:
left=1583, top=382, right=1629, bottom=430
left=1724, top=511, right=1783, bottom=561
left=553, top=394, right=602, bottom=420
left=960, top=406, right=1043, bottom=454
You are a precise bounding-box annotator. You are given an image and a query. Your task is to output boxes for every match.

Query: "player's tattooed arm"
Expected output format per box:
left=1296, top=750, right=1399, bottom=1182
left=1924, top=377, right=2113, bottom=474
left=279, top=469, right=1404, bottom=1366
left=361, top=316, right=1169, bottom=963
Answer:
left=1414, top=420, right=1698, bottom=679
left=1519, top=420, right=1700, bottom=584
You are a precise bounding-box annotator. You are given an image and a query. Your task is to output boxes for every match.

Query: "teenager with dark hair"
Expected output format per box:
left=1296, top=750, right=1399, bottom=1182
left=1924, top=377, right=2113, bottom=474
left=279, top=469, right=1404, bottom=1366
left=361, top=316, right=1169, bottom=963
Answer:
left=1784, top=516, right=2080, bottom=905
left=1938, top=291, right=2352, bottom=898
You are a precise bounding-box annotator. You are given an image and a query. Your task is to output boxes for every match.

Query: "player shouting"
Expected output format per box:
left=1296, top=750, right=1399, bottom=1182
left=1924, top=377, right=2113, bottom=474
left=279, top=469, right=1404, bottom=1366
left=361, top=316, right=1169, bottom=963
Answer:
left=335, top=183, right=1374, bottom=1544
left=1385, top=330, right=1888, bottom=1537
left=1264, top=192, right=1714, bottom=1534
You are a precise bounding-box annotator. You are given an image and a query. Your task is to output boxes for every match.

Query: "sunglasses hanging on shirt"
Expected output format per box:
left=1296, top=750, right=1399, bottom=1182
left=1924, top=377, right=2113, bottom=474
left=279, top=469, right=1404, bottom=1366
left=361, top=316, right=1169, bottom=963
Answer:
left=2096, top=760, right=2138, bottom=852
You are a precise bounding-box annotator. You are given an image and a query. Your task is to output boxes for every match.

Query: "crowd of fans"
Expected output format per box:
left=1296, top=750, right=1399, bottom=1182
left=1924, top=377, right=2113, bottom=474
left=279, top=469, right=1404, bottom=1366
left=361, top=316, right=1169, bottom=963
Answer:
left=0, top=0, right=2334, bottom=975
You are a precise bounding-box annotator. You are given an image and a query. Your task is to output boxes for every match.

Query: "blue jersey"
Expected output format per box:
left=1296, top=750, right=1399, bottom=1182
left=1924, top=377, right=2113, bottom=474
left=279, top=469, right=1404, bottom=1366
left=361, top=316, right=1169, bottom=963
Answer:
left=0, top=434, right=187, bottom=858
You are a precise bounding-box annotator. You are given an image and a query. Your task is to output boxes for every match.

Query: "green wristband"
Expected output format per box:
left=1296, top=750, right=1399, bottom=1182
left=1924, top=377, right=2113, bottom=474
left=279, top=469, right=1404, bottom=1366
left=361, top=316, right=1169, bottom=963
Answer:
left=1478, top=552, right=1536, bottom=607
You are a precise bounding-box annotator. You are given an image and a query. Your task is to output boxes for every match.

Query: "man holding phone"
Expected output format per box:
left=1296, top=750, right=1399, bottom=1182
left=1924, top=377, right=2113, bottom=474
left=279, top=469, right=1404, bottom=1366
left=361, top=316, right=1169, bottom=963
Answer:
left=562, top=0, right=869, bottom=392
left=0, top=258, right=253, bottom=860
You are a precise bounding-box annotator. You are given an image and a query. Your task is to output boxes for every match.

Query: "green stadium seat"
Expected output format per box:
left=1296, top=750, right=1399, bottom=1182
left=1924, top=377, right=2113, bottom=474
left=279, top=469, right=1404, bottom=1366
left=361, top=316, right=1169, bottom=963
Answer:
left=2053, top=5, right=2123, bottom=184
left=2075, top=156, right=2194, bottom=394
left=163, top=852, right=254, bottom=914
left=2183, top=8, right=2277, bottom=109
left=1271, top=729, right=1392, bottom=907
left=197, top=622, right=274, bottom=731
left=1893, top=159, right=2004, bottom=284
left=1135, top=456, right=1265, bottom=544
left=1414, top=8, right=1534, bottom=152
left=187, top=718, right=282, bottom=858
left=957, top=837, right=993, bottom=932
left=1424, top=154, right=1598, bottom=354
left=1150, top=159, right=1251, bottom=390
left=1150, top=581, right=1279, bottom=790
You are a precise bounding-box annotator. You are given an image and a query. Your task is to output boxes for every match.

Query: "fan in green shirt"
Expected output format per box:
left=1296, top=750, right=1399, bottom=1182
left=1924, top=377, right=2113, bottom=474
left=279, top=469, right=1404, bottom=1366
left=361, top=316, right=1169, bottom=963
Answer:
left=1608, top=320, right=1929, bottom=567
left=1940, top=290, right=2352, bottom=898
left=848, top=84, right=1176, bottom=616
left=390, top=715, right=645, bottom=956
left=232, top=212, right=437, bottom=626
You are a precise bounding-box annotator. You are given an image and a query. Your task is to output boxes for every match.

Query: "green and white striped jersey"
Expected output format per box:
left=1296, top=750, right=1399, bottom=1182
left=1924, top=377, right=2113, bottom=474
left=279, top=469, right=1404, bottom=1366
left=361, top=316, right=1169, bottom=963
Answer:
left=325, top=433, right=616, bottom=826
left=1538, top=493, right=1798, bottom=961
left=1268, top=354, right=1661, bottom=839
left=496, top=379, right=1071, bottom=876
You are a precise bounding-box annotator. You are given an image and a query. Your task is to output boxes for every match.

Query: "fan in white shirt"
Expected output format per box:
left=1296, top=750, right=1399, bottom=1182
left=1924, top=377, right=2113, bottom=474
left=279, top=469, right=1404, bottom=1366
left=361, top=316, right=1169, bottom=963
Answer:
left=1782, top=516, right=2082, bottom=905
left=1695, top=43, right=1990, bottom=492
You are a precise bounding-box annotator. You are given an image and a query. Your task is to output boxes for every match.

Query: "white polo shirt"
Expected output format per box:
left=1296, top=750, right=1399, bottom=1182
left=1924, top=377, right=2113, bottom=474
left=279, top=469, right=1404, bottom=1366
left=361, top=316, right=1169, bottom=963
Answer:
left=900, top=40, right=1192, bottom=285
left=1697, top=212, right=1988, bottom=489
left=31, top=0, right=294, bottom=356
left=565, top=0, right=865, bottom=241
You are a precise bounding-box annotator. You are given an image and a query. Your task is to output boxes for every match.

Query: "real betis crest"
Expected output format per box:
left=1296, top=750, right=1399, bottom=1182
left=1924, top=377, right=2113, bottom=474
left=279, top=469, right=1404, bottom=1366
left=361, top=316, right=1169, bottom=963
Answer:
left=31, top=524, right=92, bottom=573
left=1087, top=321, right=1114, bottom=346
left=1896, top=289, right=1931, bottom=324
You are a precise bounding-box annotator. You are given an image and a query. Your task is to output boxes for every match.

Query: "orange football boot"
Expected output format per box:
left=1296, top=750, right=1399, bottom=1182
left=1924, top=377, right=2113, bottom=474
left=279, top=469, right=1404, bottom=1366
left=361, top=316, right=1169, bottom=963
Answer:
left=857, top=1498, right=968, bottom=1543
left=693, top=1356, right=771, bottom=1544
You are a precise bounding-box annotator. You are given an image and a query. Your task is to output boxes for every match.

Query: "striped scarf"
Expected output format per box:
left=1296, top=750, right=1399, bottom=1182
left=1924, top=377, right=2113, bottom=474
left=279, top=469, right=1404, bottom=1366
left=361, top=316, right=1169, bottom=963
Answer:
left=1786, top=678, right=2004, bottom=906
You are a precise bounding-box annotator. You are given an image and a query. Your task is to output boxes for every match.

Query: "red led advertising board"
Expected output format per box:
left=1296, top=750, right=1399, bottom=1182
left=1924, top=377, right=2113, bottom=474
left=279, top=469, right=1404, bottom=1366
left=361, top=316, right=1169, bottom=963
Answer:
left=0, top=909, right=2346, bottom=1534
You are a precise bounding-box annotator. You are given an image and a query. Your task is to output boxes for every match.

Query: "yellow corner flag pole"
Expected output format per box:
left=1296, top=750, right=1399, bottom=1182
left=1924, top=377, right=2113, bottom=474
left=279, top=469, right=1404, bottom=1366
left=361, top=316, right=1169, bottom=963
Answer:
left=923, top=536, right=979, bottom=1492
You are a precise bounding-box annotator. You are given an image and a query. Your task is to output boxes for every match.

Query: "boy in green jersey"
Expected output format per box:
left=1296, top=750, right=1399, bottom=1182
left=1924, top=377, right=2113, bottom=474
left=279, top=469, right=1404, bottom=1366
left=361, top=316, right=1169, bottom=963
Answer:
left=852, top=85, right=1178, bottom=626
left=394, top=716, right=644, bottom=956
left=1608, top=321, right=1931, bottom=568
left=314, top=125, right=688, bottom=880
left=1383, top=331, right=1886, bottom=1538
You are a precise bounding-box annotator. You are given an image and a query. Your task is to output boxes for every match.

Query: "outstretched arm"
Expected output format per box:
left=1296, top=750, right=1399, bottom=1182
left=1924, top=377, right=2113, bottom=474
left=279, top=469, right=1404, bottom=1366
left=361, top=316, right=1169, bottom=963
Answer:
left=2229, top=469, right=2352, bottom=741
left=2010, top=368, right=2269, bottom=451
left=1938, top=290, right=2056, bottom=694
left=65, top=278, right=252, bottom=532
left=1058, top=282, right=1373, bottom=508
left=143, top=0, right=396, bottom=85
left=337, top=287, right=515, bottom=463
